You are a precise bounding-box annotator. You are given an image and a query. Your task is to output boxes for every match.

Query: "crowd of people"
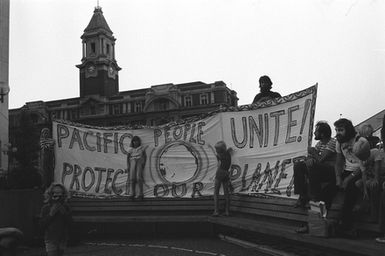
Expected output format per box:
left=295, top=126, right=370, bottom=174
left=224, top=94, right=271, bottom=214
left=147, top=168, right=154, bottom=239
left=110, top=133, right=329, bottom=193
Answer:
left=291, top=114, right=385, bottom=242
left=252, top=75, right=385, bottom=242
left=33, top=75, right=385, bottom=256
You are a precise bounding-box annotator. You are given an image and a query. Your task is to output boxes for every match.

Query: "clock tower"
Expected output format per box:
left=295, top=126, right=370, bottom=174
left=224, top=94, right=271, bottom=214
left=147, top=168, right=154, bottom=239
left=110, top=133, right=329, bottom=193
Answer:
left=77, top=6, right=121, bottom=97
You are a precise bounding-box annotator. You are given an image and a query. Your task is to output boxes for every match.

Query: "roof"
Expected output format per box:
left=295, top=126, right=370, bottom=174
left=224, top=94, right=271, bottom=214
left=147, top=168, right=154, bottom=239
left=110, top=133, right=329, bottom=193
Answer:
left=355, top=109, right=385, bottom=132
left=83, top=7, right=112, bottom=34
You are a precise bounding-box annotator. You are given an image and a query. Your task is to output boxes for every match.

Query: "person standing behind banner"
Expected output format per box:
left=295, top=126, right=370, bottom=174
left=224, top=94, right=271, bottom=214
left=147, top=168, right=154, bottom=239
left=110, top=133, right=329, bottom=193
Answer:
left=252, top=75, right=281, bottom=104
left=334, top=118, right=371, bottom=238
left=212, top=141, right=232, bottom=217
left=39, top=183, right=72, bottom=256
left=127, top=136, right=147, bottom=200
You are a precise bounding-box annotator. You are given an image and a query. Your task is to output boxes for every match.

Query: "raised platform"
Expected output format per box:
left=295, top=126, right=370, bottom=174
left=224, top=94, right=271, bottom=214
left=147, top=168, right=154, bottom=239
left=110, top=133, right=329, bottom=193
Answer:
left=69, top=194, right=385, bottom=256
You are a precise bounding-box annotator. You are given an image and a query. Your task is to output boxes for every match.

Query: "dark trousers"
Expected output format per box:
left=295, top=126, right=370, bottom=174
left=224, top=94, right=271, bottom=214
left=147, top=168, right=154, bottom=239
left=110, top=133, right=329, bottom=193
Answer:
left=293, top=161, right=336, bottom=208
left=293, top=162, right=308, bottom=198
left=379, top=190, right=385, bottom=233
left=308, top=163, right=337, bottom=209
left=340, top=171, right=362, bottom=230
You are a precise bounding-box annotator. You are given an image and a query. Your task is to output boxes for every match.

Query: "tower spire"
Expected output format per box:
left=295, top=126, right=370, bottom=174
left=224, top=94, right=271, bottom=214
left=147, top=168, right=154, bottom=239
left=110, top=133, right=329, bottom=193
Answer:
left=77, top=6, right=121, bottom=97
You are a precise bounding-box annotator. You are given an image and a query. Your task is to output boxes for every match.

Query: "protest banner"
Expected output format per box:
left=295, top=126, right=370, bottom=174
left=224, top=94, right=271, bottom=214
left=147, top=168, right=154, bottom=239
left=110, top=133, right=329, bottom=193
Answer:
left=53, top=85, right=317, bottom=198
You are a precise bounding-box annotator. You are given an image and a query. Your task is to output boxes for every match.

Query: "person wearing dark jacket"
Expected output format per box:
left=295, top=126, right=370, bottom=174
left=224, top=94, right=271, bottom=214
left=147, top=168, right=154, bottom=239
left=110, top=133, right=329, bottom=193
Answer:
left=252, top=75, right=281, bottom=104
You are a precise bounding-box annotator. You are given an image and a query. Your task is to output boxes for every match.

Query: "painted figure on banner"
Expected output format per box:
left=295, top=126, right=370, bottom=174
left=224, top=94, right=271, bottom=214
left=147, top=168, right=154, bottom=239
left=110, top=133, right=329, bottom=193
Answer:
left=212, top=141, right=232, bottom=217
left=252, top=75, right=281, bottom=104
left=40, top=128, right=55, bottom=189
left=334, top=118, right=370, bottom=238
left=127, top=136, right=147, bottom=200
left=39, top=183, right=72, bottom=256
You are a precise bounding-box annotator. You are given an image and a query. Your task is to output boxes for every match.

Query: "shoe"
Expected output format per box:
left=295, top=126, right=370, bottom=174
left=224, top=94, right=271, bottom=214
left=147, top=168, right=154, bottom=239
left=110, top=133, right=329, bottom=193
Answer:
left=319, top=201, right=327, bottom=218
left=128, top=195, right=135, bottom=200
left=212, top=212, right=219, bottom=217
left=295, top=225, right=309, bottom=234
left=223, top=212, right=230, bottom=217
left=136, top=195, right=144, bottom=201
left=375, top=237, right=385, bottom=243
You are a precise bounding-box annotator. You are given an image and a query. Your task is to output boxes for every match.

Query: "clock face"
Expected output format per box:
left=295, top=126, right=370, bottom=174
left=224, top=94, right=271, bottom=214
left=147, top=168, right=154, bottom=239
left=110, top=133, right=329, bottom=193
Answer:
left=87, top=65, right=95, bottom=73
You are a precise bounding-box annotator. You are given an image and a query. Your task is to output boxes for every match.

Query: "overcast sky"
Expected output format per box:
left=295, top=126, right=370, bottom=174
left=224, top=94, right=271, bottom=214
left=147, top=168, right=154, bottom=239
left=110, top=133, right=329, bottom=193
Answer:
left=8, top=0, right=385, bottom=129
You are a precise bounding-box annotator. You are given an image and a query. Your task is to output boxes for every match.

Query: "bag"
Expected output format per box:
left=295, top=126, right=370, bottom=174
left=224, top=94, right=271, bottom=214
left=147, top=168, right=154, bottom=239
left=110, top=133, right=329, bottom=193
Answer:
left=308, top=210, right=335, bottom=237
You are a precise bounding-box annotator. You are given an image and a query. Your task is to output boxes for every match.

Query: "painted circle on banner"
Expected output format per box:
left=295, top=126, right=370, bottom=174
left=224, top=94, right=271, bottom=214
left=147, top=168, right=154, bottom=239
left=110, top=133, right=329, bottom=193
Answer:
left=156, top=141, right=202, bottom=185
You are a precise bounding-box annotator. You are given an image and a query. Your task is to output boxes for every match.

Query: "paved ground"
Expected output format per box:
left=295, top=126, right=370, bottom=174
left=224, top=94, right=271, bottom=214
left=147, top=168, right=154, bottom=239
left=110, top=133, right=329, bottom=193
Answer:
left=18, top=237, right=274, bottom=256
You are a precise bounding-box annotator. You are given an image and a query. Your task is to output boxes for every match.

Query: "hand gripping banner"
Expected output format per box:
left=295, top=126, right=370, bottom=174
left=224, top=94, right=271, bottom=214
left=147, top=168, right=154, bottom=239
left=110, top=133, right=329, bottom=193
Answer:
left=53, top=85, right=317, bottom=198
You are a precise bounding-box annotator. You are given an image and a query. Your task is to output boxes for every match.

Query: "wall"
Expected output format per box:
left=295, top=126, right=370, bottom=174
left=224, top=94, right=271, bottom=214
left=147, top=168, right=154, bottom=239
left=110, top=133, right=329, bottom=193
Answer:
left=0, top=189, right=44, bottom=241
left=0, top=0, right=10, bottom=174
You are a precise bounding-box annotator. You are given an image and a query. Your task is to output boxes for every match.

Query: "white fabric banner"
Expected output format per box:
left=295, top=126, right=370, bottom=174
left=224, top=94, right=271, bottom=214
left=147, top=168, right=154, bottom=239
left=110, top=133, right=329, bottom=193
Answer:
left=53, top=85, right=317, bottom=198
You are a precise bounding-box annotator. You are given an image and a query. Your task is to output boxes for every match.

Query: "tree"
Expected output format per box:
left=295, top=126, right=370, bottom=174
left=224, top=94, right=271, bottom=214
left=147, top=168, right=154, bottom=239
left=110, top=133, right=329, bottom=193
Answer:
left=8, top=109, right=42, bottom=189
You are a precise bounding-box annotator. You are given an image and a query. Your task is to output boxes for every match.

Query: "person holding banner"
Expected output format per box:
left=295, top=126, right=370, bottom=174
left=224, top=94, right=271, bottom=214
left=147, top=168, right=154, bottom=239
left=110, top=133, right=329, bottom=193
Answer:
left=127, top=136, right=147, bottom=200
left=334, top=118, right=370, bottom=238
left=252, top=75, right=281, bottom=104
left=212, top=141, right=232, bottom=217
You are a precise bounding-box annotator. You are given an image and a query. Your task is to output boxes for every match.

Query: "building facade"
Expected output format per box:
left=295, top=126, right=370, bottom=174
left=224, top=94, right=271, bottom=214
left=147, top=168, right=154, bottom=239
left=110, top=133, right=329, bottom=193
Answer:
left=0, top=0, right=10, bottom=176
left=9, top=7, right=238, bottom=163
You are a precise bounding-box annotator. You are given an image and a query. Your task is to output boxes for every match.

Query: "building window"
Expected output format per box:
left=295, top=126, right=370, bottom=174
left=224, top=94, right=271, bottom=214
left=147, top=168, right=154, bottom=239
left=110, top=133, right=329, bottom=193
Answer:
left=156, top=99, right=168, bottom=111
left=70, top=109, right=78, bottom=120
left=91, top=42, right=96, bottom=53
left=31, top=114, right=39, bottom=124
left=184, top=96, right=192, bottom=107
left=113, top=104, right=122, bottom=115
left=200, top=94, right=209, bottom=105
left=135, top=102, right=143, bottom=112
left=90, top=105, right=96, bottom=115
left=106, top=44, right=110, bottom=55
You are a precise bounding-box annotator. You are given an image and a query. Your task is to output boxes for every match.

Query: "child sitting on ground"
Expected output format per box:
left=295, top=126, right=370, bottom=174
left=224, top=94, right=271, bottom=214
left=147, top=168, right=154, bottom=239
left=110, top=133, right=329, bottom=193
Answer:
left=213, top=141, right=232, bottom=217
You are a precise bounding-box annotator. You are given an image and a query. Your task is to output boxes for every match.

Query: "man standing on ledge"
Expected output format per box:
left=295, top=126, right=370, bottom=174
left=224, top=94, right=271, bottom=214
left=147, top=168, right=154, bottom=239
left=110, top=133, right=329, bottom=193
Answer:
left=252, top=75, right=281, bottom=104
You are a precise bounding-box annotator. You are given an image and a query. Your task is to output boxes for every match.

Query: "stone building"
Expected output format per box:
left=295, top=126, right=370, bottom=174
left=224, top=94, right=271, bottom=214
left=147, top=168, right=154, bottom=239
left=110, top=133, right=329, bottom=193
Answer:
left=0, top=0, right=10, bottom=176
left=8, top=6, right=238, bottom=159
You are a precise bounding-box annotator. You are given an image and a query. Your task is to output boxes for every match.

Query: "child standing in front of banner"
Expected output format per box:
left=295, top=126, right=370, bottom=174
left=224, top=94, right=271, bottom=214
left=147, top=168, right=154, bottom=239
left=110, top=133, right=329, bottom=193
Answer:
left=39, top=183, right=72, bottom=256
left=127, top=136, right=147, bottom=200
left=213, top=141, right=232, bottom=217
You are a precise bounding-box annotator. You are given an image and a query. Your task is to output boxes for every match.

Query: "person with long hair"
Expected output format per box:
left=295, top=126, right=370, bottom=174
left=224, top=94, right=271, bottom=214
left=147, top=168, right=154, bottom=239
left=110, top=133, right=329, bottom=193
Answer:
left=127, top=136, right=147, bottom=200
left=252, top=75, right=281, bottom=104
left=39, top=183, right=72, bottom=256
left=212, top=141, right=232, bottom=217
left=334, top=118, right=370, bottom=237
